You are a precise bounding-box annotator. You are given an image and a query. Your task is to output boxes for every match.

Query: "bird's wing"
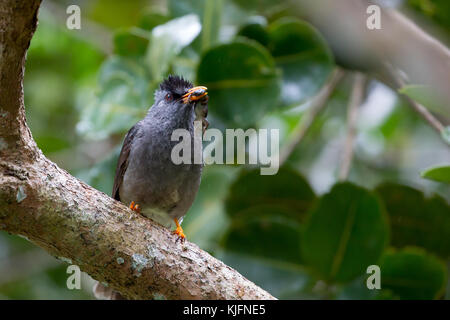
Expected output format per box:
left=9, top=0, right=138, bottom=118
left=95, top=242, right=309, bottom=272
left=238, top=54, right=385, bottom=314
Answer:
left=112, top=123, right=140, bottom=201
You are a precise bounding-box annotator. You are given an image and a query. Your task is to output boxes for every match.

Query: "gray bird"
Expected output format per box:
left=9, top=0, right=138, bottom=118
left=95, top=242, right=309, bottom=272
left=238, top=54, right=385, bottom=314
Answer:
left=93, top=75, right=208, bottom=299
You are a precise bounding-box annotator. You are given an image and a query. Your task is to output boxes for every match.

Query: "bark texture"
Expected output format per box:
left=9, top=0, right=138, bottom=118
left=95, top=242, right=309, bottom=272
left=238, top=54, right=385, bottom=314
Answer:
left=0, top=154, right=275, bottom=299
left=0, top=0, right=275, bottom=300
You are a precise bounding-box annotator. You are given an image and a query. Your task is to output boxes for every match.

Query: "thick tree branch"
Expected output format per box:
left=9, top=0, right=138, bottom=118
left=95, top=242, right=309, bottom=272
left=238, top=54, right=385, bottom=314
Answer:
left=0, top=0, right=274, bottom=300
left=0, top=0, right=41, bottom=155
left=0, top=155, right=274, bottom=299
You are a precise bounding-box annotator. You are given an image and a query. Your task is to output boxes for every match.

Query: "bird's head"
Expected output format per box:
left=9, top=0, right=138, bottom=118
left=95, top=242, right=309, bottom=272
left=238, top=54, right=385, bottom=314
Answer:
left=151, top=75, right=207, bottom=119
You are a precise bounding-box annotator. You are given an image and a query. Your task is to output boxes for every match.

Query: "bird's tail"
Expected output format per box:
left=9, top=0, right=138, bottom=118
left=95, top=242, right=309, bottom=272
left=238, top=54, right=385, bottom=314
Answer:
left=92, top=281, right=125, bottom=300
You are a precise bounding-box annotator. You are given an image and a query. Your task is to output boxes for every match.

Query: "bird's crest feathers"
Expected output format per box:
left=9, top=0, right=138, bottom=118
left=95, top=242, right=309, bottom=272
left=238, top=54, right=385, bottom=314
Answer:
left=159, top=75, right=193, bottom=94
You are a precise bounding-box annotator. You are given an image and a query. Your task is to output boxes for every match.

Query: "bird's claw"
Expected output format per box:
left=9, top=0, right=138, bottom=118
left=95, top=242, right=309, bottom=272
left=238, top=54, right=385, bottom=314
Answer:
left=173, top=228, right=186, bottom=243
left=172, top=218, right=186, bottom=243
left=129, top=201, right=141, bottom=219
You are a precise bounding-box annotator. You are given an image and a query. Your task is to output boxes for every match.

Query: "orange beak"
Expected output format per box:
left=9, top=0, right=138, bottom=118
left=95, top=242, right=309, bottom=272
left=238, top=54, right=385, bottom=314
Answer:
left=182, top=86, right=208, bottom=104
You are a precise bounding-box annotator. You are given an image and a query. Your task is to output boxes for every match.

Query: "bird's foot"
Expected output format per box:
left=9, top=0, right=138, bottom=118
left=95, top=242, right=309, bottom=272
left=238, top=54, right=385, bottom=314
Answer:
left=173, top=228, right=186, bottom=243
left=172, top=218, right=186, bottom=243
left=129, top=201, right=141, bottom=219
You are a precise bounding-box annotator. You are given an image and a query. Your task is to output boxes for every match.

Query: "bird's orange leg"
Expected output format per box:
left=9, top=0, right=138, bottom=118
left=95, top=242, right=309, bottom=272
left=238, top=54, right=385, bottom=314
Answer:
left=172, top=218, right=186, bottom=243
left=129, top=201, right=141, bottom=218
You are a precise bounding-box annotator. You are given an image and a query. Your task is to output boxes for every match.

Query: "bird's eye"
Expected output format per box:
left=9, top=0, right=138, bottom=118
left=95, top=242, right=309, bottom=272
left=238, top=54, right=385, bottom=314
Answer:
left=165, top=93, right=172, bottom=101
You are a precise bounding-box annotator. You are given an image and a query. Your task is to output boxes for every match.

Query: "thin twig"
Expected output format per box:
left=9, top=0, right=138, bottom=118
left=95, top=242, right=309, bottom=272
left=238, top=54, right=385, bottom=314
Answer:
left=339, top=72, right=366, bottom=181
left=400, top=92, right=445, bottom=133
left=279, top=68, right=345, bottom=165
left=387, top=64, right=445, bottom=134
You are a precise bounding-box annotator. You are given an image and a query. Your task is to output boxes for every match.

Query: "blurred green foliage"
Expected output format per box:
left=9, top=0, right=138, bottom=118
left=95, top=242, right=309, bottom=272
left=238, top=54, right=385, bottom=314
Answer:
left=1, top=0, right=449, bottom=300
left=407, top=0, right=450, bottom=34
left=380, top=247, right=447, bottom=300
left=301, top=183, right=389, bottom=283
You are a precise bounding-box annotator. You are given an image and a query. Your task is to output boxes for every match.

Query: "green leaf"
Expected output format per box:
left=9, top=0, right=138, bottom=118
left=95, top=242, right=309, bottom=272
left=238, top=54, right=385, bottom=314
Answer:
left=236, top=17, right=335, bottom=108
left=398, top=84, right=447, bottom=117
left=222, top=206, right=303, bottom=264
left=338, top=276, right=399, bottom=300
left=169, top=0, right=224, bottom=51
left=267, top=18, right=334, bottom=107
left=220, top=168, right=315, bottom=284
left=421, top=164, right=450, bottom=183
left=197, top=39, right=281, bottom=127
left=77, top=56, right=152, bottom=139
left=222, top=167, right=315, bottom=266
left=381, top=247, right=447, bottom=300
left=138, top=11, right=170, bottom=31
left=113, top=28, right=150, bottom=57
left=225, top=167, right=315, bottom=221
left=237, top=21, right=269, bottom=46
left=301, top=182, right=389, bottom=283
left=375, top=183, right=450, bottom=259
left=146, top=14, right=201, bottom=80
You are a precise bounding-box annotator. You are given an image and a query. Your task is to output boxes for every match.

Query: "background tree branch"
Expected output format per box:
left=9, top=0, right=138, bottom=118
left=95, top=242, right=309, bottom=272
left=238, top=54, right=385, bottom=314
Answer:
left=290, top=0, right=450, bottom=116
left=0, top=0, right=274, bottom=300
left=339, top=73, right=367, bottom=181
left=279, top=68, right=345, bottom=165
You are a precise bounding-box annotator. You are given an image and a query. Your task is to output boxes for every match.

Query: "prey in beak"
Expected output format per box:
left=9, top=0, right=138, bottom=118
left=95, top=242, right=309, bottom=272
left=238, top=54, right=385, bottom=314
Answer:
left=181, top=85, right=209, bottom=135
left=182, top=86, right=208, bottom=104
